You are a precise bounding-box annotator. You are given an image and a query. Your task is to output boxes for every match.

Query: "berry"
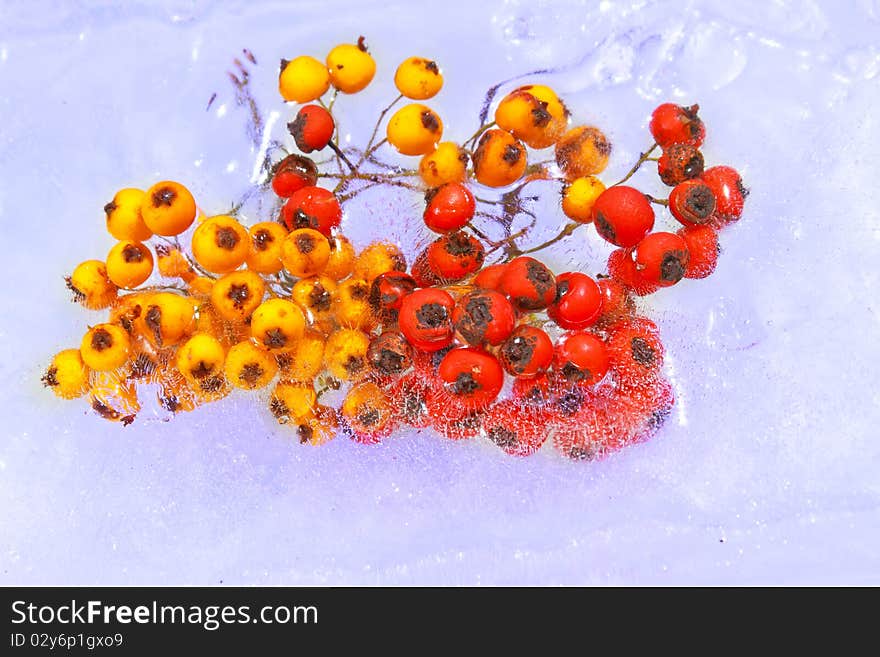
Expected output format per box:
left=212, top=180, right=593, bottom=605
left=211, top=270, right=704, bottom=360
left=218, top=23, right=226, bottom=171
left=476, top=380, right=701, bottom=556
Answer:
left=245, top=221, right=287, bottom=275
left=269, top=382, right=318, bottom=424
left=481, top=401, right=548, bottom=457
left=276, top=330, right=325, bottom=382
left=279, top=56, right=330, bottom=103
left=141, top=181, right=196, bottom=236
left=410, top=247, right=443, bottom=287
left=271, top=154, right=318, bottom=197
left=368, top=271, right=417, bottom=324
left=340, top=381, right=395, bottom=444
left=702, top=165, right=748, bottom=226
left=554, top=332, right=609, bottom=386
left=498, top=324, right=554, bottom=378
left=426, top=231, right=485, bottom=281
left=288, top=105, right=335, bottom=153
left=191, top=215, right=249, bottom=274
left=210, top=271, right=266, bottom=322
left=437, top=347, right=504, bottom=410
left=607, top=248, right=660, bottom=296
left=324, top=328, right=371, bottom=381
left=634, top=232, right=690, bottom=287
left=561, top=175, right=606, bottom=223
left=398, top=287, right=455, bottom=351
left=106, top=241, right=153, bottom=289
left=472, top=129, right=527, bottom=188
left=394, top=56, right=443, bottom=100
left=591, top=185, right=655, bottom=248
left=135, top=292, right=196, bottom=348
left=595, top=277, right=635, bottom=325
left=423, top=182, right=475, bottom=233
left=386, top=103, right=443, bottom=156
left=388, top=373, right=432, bottom=428
left=555, top=126, right=611, bottom=179
left=250, top=299, right=306, bottom=351
left=649, top=103, right=705, bottom=148
left=323, top=234, right=356, bottom=280
left=104, top=188, right=152, bottom=242
left=658, top=143, right=704, bottom=186
left=326, top=40, right=376, bottom=94
left=677, top=225, right=719, bottom=279
left=281, top=186, right=342, bottom=235
left=281, top=228, right=330, bottom=278
left=419, top=142, right=468, bottom=187
left=494, top=85, right=568, bottom=149
left=548, top=272, right=603, bottom=330
left=66, top=260, right=117, bottom=310
left=42, top=349, right=90, bottom=399
left=499, top=256, right=556, bottom=311
left=669, top=179, right=716, bottom=226
left=80, top=323, right=131, bottom=372
left=607, top=319, right=664, bottom=385
left=367, top=330, right=414, bottom=376
left=472, top=263, right=507, bottom=291
left=452, top=289, right=516, bottom=346
left=224, top=341, right=277, bottom=390
left=333, top=278, right=376, bottom=331
left=353, top=242, right=407, bottom=283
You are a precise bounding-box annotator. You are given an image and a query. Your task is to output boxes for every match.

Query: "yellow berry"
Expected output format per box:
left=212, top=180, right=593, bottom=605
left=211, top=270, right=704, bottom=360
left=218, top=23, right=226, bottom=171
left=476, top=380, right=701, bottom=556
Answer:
left=88, top=371, right=140, bottom=423
left=323, top=234, right=356, bottom=280
left=341, top=381, right=393, bottom=438
left=42, top=349, right=90, bottom=399
left=281, top=228, right=330, bottom=278
left=156, top=369, right=202, bottom=414
left=105, top=241, right=154, bottom=288
left=188, top=276, right=215, bottom=298
left=191, top=215, right=249, bottom=274
left=67, top=260, right=118, bottom=310
left=276, top=330, right=325, bottom=382
left=326, top=41, right=376, bottom=94
left=269, top=381, right=317, bottom=424
left=394, top=56, right=443, bottom=100
left=494, top=85, right=568, bottom=149
left=80, top=323, right=131, bottom=372
left=224, top=341, right=278, bottom=390
left=245, top=221, right=288, bottom=274
left=104, top=188, right=152, bottom=242
left=141, top=181, right=196, bottom=236
left=293, top=406, right=338, bottom=445
left=561, top=176, right=606, bottom=223
left=291, top=276, right=337, bottom=328
left=353, top=241, right=406, bottom=283
left=250, top=298, right=306, bottom=351
left=324, top=328, right=370, bottom=380
left=176, top=333, right=226, bottom=387
left=386, top=103, right=443, bottom=156
left=472, top=128, right=527, bottom=188
left=419, top=142, right=468, bottom=187
left=555, top=126, right=612, bottom=179
left=156, top=245, right=193, bottom=278
left=210, top=271, right=266, bottom=322
left=279, top=56, right=330, bottom=103
left=135, top=292, right=196, bottom=348
left=333, top=278, right=376, bottom=331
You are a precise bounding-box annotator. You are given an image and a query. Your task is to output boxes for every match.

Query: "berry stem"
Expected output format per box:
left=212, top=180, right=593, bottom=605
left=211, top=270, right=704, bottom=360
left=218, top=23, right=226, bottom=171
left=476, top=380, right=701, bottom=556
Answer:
left=612, top=142, right=658, bottom=187
left=508, top=221, right=581, bottom=260
left=646, top=194, right=669, bottom=206
left=357, top=94, right=403, bottom=169
left=463, top=121, right=496, bottom=150
left=327, top=141, right=358, bottom=172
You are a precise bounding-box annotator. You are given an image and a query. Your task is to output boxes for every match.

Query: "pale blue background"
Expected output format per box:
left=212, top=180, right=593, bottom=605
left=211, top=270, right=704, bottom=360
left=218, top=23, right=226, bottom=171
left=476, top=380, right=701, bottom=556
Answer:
left=1, top=0, right=878, bottom=584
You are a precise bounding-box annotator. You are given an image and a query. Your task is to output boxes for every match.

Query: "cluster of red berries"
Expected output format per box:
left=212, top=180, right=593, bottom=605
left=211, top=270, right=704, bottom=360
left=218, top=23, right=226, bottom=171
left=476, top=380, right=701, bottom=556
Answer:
left=44, top=40, right=747, bottom=460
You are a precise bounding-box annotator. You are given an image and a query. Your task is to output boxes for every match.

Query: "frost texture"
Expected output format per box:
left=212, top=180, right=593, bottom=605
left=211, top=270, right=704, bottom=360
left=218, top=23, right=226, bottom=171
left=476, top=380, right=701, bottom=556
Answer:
left=0, top=0, right=879, bottom=584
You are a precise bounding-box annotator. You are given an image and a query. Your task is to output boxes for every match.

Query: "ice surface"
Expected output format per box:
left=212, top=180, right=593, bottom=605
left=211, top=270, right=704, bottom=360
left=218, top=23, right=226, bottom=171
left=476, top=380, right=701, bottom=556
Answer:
left=1, top=0, right=879, bottom=585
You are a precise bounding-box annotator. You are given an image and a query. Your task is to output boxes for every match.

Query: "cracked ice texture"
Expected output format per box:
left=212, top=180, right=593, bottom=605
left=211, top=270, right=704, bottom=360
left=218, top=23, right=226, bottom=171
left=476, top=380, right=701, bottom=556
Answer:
left=0, top=0, right=878, bottom=584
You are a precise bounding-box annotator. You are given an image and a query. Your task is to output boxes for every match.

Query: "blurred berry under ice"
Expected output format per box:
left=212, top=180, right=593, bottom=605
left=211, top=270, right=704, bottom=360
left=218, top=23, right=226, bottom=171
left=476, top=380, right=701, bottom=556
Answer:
left=1, top=0, right=878, bottom=584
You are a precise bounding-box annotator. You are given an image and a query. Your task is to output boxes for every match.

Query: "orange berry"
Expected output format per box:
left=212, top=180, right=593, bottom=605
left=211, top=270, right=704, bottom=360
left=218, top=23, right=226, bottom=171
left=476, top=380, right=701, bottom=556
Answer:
left=555, top=126, right=612, bottom=179
left=141, top=181, right=196, bottom=236
left=472, top=129, right=527, bottom=187
left=192, top=215, right=249, bottom=274
left=106, top=241, right=154, bottom=288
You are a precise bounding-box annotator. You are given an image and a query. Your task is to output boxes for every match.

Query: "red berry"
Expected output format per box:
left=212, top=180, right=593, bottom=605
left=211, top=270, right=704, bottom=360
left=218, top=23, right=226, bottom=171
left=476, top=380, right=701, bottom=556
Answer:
left=452, top=289, right=516, bottom=346
left=367, top=330, right=414, bottom=376
left=368, top=271, right=417, bottom=324
left=595, top=277, right=635, bottom=326
left=649, top=103, right=705, bottom=148
left=288, top=105, right=335, bottom=153
left=410, top=248, right=443, bottom=287
left=591, top=186, right=655, bottom=248
left=499, top=256, right=556, bottom=311
left=426, top=231, right=485, bottom=281
left=547, top=271, right=603, bottom=330
left=607, top=248, right=660, bottom=296
left=388, top=372, right=432, bottom=428
left=634, top=232, right=690, bottom=287
left=554, top=332, right=609, bottom=386
left=607, top=319, right=664, bottom=385
left=498, top=324, right=554, bottom=378
left=398, top=287, right=455, bottom=352
left=281, top=186, right=342, bottom=235
left=669, top=179, right=716, bottom=226
left=437, top=347, right=505, bottom=410
left=473, top=263, right=508, bottom=291
left=427, top=394, right=484, bottom=440
left=481, top=401, right=548, bottom=457
left=702, top=165, right=748, bottom=226
left=423, top=182, right=476, bottom=233
left=271, top=154, right=318, bottom=198
left=658, top=144, right=704, bottom=187
left=677, top=225, right=719, bottom=279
